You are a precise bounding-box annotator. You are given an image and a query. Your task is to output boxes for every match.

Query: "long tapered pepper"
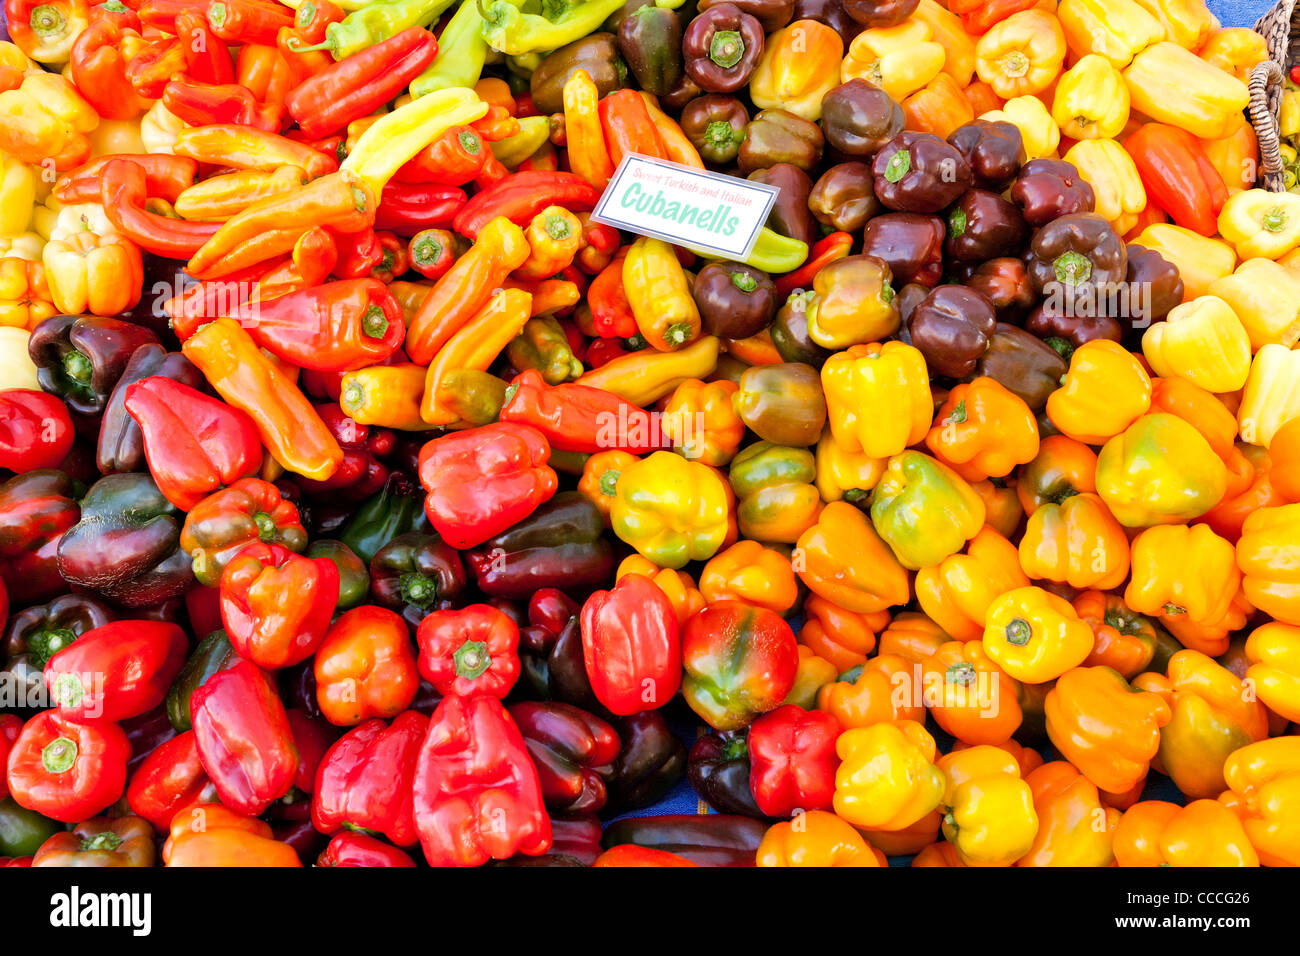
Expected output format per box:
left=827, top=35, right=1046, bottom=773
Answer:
left=99, top=159, right=220, bottom=258
left=500, top=368, right=668, bottom=454
left=172, top=125, right=337, bottom=179
left=409, top=0, right=485, bottom=96
left=162, top=76, right=281, bottom=132
left=177, top=9, right=234, bottom=84
left=452, top=171, right=602, bottom=240
left=1124, top=123, right=1228, bottom=238
left=563, top=69, right=614, bottom=189
left=55, top=154, right=198, bottom=205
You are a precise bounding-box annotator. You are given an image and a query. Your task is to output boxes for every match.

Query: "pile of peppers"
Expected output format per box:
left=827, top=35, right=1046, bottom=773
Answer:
left=0, top=0, right=1296, bottom=870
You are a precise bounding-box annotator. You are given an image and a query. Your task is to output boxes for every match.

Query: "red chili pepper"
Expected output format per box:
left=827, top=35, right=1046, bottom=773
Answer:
left=99, top=159, right=220, bottom=258
left=452, top=171, right=602, bottom=240
left=44, top=620, right=188, bottom=723
left=311, top=711, right=427, bottom=846
left=190, top=658, right=299, bottom=816
left=473, top=150, right=509, bottom=190
left=123, top=376, right=262, bottom=511
left=407, top=228, right=455, bottom=280
left=318, top=831, right=417, bottom=867
left=393, top=125, right=487, bottom=186
left=412, top=694, right=551, bottom=866
left=56, top=153, right=198, bottom=205
left=579, top=573, right=682, bottom=716
left=576, top=217, right=620, bottom=275
left=416, top=604, right=521, bottom=700
left=499, top=368, right=669, bottom=454
left=374, top=182, right=467, bottom=237
left=175, top=8, right=233, bottom=84
left=1124, top=123, right=1229, bottom=238
left=291, top=0, right=344, bottom=42
left=746, top=704, right=840, bottom=817
left=7, top=710, right=131, bottom=823
left=205, top=0, right=292, bottom=44
left=586, top=249, right=637, bottom=338
left=774, top=231, right=854, bottom=296
left=0, top=390, right=74, bottom=473
left=418, top=421, right=558, bottom=549
left=285, top=26, right=438, bottom=139
left=126, top=730, right=219, bottom=831
left=219, top=542, right=339, bottom=670
left=162, top=74, right=280, bottom=132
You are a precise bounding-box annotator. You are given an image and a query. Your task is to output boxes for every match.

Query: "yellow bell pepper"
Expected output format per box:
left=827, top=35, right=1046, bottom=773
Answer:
left=1125, top=524, right=1240, bottom=629
left=41, top=232, right=143, bottom=317
left=1062, top=139, right=1146, bottom=236
left=1236, top=344, right=1300, bottom=448
left=841, top=20, right=945, bottom=103
left=820, top=341, right=932, bottom=460
left=623, top=236, right=700, bottom=352
left=140, top=101, right=187, bottom=156
left=748, top=19, right=844, bottom=122
left=979, top=96, right=1059, bottom=160
left=1018, top=492, right=1130, bottom=591
left=610, top=450, right=730, bottom=570
left=916, top=525, right=1028, bottom=643
left=1130, top=223, right=1236, bottom=299
left=1134, top=649, right=1268, bottom=799
left=813, top=426, right=885, bottom=504
left=1218, top=188, right=1300, bottom=261
left=1058, top=0, right=1164, bottom=68
left=1199, top=27, right=1269, bottom=83
left=1045, top=339, right=1152, bottom=446
left=340, top=364, right=429, bottom=432
left=0, top=233, right=43, bottom=261
left=1220, top=737, right=1300, bottom=866
left=1123, top=42, right=1249, bottom=140
left=1051, top=55, right=1130, bottom=141
left=1096, top=413, right=1228, bottom=527
left=974, top=10, right=1066, bottom=100
left=1018, top=761, right=1121, bottom=866
left=756, top=811, right=882, bottom=867
left=1236, top=504, right=1300, bottom=626
left=1114, top=800, right=1260, bottom=866
left=983, top=586, right=1093, bottom=684
left=833, top=720, right=945, bottom=831
left=699, top=540, right=797, bottom=615
left=1141, top=296, right=1252, bottom=393
left=937, top=746, right=1038, bottom=867
left=0, top=150, right=35, bottom=238
left=0, top=325, right=40, bottom=389
left=1208, top=259, right=1300, bottom=351
left=913, top=0, right=974, bottom=86
left=1132, top=0, right=1218, bottom=51
left=0, top=256, right=55, bottom=331
left=1244, top=622, right=1300, bottom=723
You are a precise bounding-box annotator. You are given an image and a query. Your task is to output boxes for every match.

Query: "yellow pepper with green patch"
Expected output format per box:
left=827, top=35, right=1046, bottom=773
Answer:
left=611, top=450, right=730, bottom=569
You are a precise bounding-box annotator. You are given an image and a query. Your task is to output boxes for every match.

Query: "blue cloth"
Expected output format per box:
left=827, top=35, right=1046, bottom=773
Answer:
left=1210, top=0, right=1281, bottom=28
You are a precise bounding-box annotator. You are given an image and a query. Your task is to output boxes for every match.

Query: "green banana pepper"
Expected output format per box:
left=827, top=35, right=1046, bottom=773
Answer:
left=292, top=0, right=457, bottom=59
left=507, top=315, right=584, bottom=385
left=490, top=115, right=552, bottom=169
left=480, top=0, right=629, bottom=56
left=411, top=0, right=489, bottom=96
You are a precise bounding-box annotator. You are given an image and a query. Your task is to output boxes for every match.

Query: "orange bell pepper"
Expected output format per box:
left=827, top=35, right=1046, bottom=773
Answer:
left=878, top=612, right=950, bottom=664
left=1219, top=737, right=1300, bottom=866
left=794, top=501, right=909, bottom=615
left=0, top=256, right=56, bottom=331
left=901, top=72, right=975, bottom=139
left=970, top=478, right=1023, bottom=540
left=756, top=810, right=882, bottom=867
left=1046, top=339, right=1152, bottom=445
left=1203, top=444, right=1287, bottom=542
left=862, top=810, right=943, bottom=859
left=1018, top=761, right=1120, bottom=866
left=983, top=586, right=1094, bottom=684
left=1073, top=591, right=1157, bottom=678
left=698, top=540, right=796, bottom=615
left=915, top=526, right=1028, bottom=643
left=163, top=804, right=301, bottom=867
left=922, top=641, right=1022, bottom=746
left=1244, top=622, right=1300, bottom=724
left=1113, top=799, right=1259, bottom=867
left=1236, top=503, right=1300, bottom=626
left=1273, top=417, right=1300, bottom=503
left=661, top=379, right=744, bottom=467
left=1018, top=492, right=1130, bottom=591
left=925, top=377, right=1039, bottom=482
left=817, top=654, right=922, bottom=731
left=1125, top=523, right=1241, bottom=628
left=614, top=555, right=705, bottom=627
left=797, top=595, right=888, bottom=675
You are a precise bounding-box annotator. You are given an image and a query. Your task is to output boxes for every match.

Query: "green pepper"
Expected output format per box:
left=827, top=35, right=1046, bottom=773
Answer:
left=434, top=369, right=509, bottom=427
left=165, top=630, right=240, bottom=732
left=616, top=3, right=682, bottom=96
left=527, top=31, right=626, bottom=114
left=728, top=440, right=822, bottom=544
left=291, top=0, right=456, bottom=59
left=506, top=316, right=584, bottom=385
left=410, top=0, right=489, bottom=96
left=549, top=449, right=591, bottom=475
left=684, top=227, right=808, bottom=275
left=340, top=475, right=428, bottom=564
left=869, top=450, right=987, bottom=570
left=464, top=491, right=614, bottom=599
left=0, top=797, right=61, bottom=858
left=489, top=115, right=551, bottom=169
left=306, top=539, right=370, bottom=610
left=481, top=0, right=630, bottom=57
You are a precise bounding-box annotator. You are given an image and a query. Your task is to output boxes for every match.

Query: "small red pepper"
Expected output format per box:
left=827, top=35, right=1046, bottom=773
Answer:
left=99, top=159, right=220, bottom=258
left=587, top=249, right=638, bottom=338
left=293, top=403, right=392, bottom=502
left=7, top=710, right=131, bottom=823
left=499, top=368, right=669, bottom=455
left=407, top=228, right=455, bottom=280
left=774, top=231, right=854, bottom=296
left=579, top=573, right=682, bottom=716
left=393, top=125, right=487, bottom=186
left=317, top=831, right=416, bottom=867
left=369, top=230, right=408, bottom=283
left=746, top=704, right=840, bottom=817
left=126, top=730, right=219, bottom=831
left=452, top=171, right=602, bottom=240
left=44, top=620, right=187, bottom=724
left=219, top=542, right=339, bottom=670
left=374, top=182, right=467, bottom=236
left=416, top=604, right=521, bottom=700
left=205, top=0, right=292, bottom=44
left=162, top=74, right=280, bottom=132
left=0, top=390, right=74, bottom=473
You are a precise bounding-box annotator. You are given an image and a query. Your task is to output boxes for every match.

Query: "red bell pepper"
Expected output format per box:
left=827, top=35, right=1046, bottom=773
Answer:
left=948, top=0, right=1038, bottom=34
left=123, top=377, right=262, bottom=511
left=56, top=153, right=199, bottom=206
left=374, top=182, right=467, bottom=236
left=586, top=250, right=637, bottom=338
left=69, top=18, right=147, bottom=120
left=284, top=708, right=335, bottom=794
left=746, top=704, right=840, bottom=817
left=162, top=74, right=280, bottom=132
left=175, top=8, right=233, bottom=84
left=680, top=601, right=800, bottom=732
left=510, top=701, right=620, bottom=815
left=311, top=711, right=427, bottom=846
left=7, top=710, right=131, bottom=823
left=190, top=659, right=299, bottom=816
left=317, top=831, right=416, bottom=867
left=1124, top=124, right=1229, bottom=238
left=452, top=171, right=602, bottom=240
left=0, top=470, right=80, bottom=603
left=126, top=729, right=220, bottom=831
left=314, top=606, right=418, bottom=726
left=99, top=159, right=221, bottom=258
left=393, top=125, right=488, bottom=186
left=407, top=228, right=455, bottom=280
left=418, top=421, right=558, bottom=549
left=205, top=0, right=292, bottom=43
left=224, top=278, right=405, bottom=373
left=293, top=403, right=392, bottom=502
left=180, top=476, right=308, bottom=586
left=285, top=26, right=438, bottom=138
left=416, top=603, right=521, bottom=700
left=44, top=620, right=187, bottom=724
left=500, top=368, right=669, bottom=455
left=91, top=0, right=141, bottom=29
left=579, top=573, right=682, bottom=716
left=219, top=542, right=339, bottom=670
left=0, top=390, right=74, bottom=473
left=0, top=715, right=22, bottom=801
left=412, top=694, right=552, bottom=867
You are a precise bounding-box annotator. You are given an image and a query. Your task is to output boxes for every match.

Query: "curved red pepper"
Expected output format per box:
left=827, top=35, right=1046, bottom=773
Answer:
left=579, top=573, right=682, bottom=716
left=1124, top=124, right=1229, bottom=238
left=0, top=390, right=74, bottom=473
left=126, top=729, right=219, bottom=831
left=412, top=694, right=551, bottom=866
left=44, top=620, right=187, bottom=724
left=587, top=250, right=637, bottom=338
left=56, top=154, right=198, bottom=206
left=774, top=231, right=854, bottom=296
left=311, top=711, right=427, bottom=846
left=219, top=542, right=339, bottom=670
left=162, top=74, right=279, bottom=132
left=100, top=159, right=221, bottom=258
left=124, top=377, right=262, bottom=511
left=317, top=831, right=417, bottom=867
left=417, top=603, right=521, bottom=700
left=452, top=171, right=601, bottom=240
left=7, top=709, right=131, bottom=823
left=418, top=421, right=558, bottom=549
left=500, top=368, right=670, bottom=455
left=746, top=704, right=840, bottom=817
left=190, top=659, right=299, bottom=816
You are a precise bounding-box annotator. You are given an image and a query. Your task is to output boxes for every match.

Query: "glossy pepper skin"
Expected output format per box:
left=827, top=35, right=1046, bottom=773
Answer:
left=937, top=746, right=1037, bottom=867
left=417, top=604, right=520, bottom=701
left=732, top=362, right=827, bottom=449
left=689, top=730, right=762, bottom=816
left=219, top=541, right=336, bottom=671
left=1095, top=414, right=1228, bottom=528
left=923, top=640, right=1023, bottom=748
left=872, top=131, right=971, bottom=213
left=681, top=600, right=799, bottom=731
left=1114, top=799, right=1258, bottom=867
left=45, top=620, right=186, bottom=724
left=1125, top=523, right=1240, bottom=630
left=728, top=442, right=821, bottom=544
left=682, top=3, right=764, bottom=94
left=612, top=451, right=730, bottom=570
left=983, top=586, right=1093, bottom=684
left=914, top=526, right=1026, bottom=643
left=27, top=314, right=158, bottom=424
left=1046, top=340, right=1152, bottom=447
left=412, top=693, right=551, bottom=867
left=796, top=501, right=908, bottom=614
left=510, top=701, right=619, bottom=816
left=97, top=346, right=201, bottom=475
left=746, top=704, right=838, bottom=817
left=57, top=472, right=194, bottom=608
left=1219, top=737, right=1300, bottom=867
left=315, top=605, right=417, bottom=726
left=312, top=711, right=426, bottom=847
left=580, top=573, right=681, bottom=716
left=870, top=451, right=985, bottom=571
left=756, top=810, right=880, bottom=867
left=907, top=285, right=997, bottom=379
left=318, top=832, right=416, bottom=868
left=972, top=324, right=1066, bottom=413
left=369, top=531, right=465, bottom=622
left=1019, top=493, right=1130, bottom=592
left=926, top=378, right=1038, bottom=483
left=180, top=477, right=308, bottom=587
left=1245, top=623, right=1300, bottom=724
left=7, top=709, right=130, bottom=824
left=418, top=422, right=557, bottom=550
left=126, top=730, right=218, bottom=832
left=0, top=389, right=74, bottom=473
left=821, top=341, right=930, bottom=460
left=33, top=815, right=155, bottom=868
left=605, top=711, right=688, bottom=814
left=499, top=369, right=667, bottom=455
left=834, top=720, right=944, bottom=831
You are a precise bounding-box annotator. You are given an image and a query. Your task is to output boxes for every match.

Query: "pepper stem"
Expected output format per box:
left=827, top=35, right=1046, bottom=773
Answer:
left=29, top=4, right=66, bottom=37
left=709, top=30, right=745, bottom=69
left=253, top=511, right=277, bottom=542
left=79, top=831, right=123, bottom=853
left=42, top=736, right=77, bottom=774
left=362, top=304, right=389, bottom=339
left=664, top=322, right=693, bottom=346
left=599, top=469, right=621, bottom=497
left=397, top=571, right=438, bottom=609
left=453, top=639, right=492, bottom=680
left=1004, top=618, right=1032, bottom=647
left=63, top=350, right=92, bottom=385
left=341, top=381, right=364, bottom=412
